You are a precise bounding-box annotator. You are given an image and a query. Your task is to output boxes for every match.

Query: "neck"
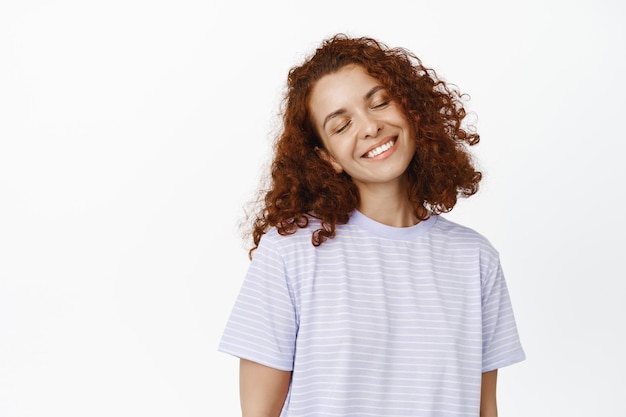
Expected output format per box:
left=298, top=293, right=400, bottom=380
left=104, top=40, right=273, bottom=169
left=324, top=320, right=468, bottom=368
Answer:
left=356, top=182, right=420, bottom=228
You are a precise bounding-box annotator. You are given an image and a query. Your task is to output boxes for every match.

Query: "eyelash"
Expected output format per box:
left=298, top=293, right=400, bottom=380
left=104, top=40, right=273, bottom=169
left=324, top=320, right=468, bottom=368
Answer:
left=335, top=121, right=351, bottom=134
left=372, top=100, right=390, bottom=109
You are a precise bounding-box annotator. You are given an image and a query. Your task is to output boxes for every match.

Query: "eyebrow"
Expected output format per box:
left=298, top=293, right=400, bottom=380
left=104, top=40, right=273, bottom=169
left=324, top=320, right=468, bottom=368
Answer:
left=321, top=85, right=385, bottom=131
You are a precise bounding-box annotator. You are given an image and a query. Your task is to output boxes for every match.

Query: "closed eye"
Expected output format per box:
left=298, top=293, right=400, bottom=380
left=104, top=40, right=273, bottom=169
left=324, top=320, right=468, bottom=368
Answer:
left=334, top=120, right=352, bottom=134
left=372, top=100, right=390, bottom=109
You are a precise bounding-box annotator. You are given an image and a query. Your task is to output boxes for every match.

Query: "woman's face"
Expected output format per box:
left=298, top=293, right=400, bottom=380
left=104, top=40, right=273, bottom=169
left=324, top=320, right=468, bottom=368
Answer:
left=308, top=64, right=416, bottom=194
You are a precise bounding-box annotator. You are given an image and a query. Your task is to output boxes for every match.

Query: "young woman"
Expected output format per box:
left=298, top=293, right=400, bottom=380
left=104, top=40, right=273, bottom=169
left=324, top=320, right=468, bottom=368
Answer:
left=219, top=34, right=525, bottom=417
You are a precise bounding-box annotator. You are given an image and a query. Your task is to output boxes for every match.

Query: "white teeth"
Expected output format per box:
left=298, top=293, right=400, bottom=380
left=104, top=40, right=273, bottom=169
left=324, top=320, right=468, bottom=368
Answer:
left=365, top=140, right=395, bottom=158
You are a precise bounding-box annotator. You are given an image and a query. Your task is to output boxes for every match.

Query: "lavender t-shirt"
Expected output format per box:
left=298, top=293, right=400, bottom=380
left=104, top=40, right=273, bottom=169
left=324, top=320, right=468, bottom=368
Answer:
left=219, top=211, right=525, bottom=416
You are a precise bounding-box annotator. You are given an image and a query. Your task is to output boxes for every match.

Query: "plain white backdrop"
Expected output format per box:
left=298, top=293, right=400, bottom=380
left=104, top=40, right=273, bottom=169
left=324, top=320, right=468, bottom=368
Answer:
left=1, top=0, right=624, bottom=415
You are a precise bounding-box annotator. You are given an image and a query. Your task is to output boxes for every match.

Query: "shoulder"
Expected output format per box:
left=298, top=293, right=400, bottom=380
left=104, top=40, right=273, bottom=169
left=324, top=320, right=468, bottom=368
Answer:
left=432, top=215, right=500, bottom=257
left=255, top=216, right=325, bottom=254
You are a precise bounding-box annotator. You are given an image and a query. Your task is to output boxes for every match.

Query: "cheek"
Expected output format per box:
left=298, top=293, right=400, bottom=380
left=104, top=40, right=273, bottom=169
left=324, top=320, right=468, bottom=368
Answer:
left=331, top=141, right=357, bottom=160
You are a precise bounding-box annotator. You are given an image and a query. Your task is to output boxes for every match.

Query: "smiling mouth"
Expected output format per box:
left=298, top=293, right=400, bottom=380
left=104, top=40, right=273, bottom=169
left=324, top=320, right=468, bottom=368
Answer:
left=363, top=138, right=396, bottom=158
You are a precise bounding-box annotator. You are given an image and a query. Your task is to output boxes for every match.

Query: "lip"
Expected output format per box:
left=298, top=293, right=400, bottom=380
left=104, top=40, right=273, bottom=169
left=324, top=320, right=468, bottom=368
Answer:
left=361, top=136, right=398, bottom=159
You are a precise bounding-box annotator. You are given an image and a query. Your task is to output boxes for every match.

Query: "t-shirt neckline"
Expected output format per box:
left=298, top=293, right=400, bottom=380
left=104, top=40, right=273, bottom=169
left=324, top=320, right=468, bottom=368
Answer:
left=349, top=210, right=438, bottom=241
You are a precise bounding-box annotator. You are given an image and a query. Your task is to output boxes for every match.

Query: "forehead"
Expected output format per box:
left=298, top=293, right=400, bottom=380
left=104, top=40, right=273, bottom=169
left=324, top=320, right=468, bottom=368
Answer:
left=308, top=64, right=382, bottom=121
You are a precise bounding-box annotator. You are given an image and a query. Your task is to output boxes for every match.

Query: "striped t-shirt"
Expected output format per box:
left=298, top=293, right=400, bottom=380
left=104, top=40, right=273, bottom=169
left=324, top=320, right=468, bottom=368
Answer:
left=219, top=211, right=525, bottom=416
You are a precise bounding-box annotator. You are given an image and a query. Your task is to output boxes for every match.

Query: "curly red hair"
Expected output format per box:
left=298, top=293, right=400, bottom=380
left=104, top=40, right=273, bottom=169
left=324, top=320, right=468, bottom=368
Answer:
left=245, top=34, right=481, bottom=257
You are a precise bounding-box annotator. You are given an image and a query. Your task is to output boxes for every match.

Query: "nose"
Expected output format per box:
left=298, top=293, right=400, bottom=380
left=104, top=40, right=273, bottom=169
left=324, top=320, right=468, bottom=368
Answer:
left=359, top=113, right=382, bottom=139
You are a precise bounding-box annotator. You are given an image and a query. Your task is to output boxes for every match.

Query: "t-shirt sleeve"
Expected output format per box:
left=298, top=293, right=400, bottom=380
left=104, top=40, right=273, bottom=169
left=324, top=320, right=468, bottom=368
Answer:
left=481, top=251, right=526, bottom=373
left=217, top=234, right=297, bottom=371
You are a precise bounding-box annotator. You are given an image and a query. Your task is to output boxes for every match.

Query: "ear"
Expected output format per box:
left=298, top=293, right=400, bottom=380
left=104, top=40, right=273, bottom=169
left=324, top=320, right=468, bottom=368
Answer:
left=315, top=146, right=343, bottom=174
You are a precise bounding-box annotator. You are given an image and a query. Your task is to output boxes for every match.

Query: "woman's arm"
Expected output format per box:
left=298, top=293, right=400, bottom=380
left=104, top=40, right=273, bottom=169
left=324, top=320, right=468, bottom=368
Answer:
left=480, top=369, right=498, bottom=417
left=239, top=359, right=292, bottom=417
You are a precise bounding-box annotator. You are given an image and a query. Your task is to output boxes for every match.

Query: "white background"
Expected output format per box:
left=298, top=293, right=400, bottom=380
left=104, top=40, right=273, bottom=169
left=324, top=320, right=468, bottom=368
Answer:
left=1, top=0, right=625, bottom=415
